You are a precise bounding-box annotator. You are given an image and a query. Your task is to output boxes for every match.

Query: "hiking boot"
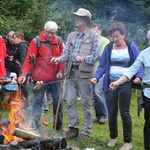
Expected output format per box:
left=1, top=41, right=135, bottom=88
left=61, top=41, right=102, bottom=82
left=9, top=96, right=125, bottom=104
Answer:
left=108, top=138, right=117, bottom=147
left=120, top=143, right=133, bottom=150
left=57, top=126, right=69, bottom=132
left=76, top=133, right=89, bottom=140
left=93, top=118, right=99, bottom=123
left=99, top=118, right=107, bottom=124
left=65, top=127, right=79, bottom=139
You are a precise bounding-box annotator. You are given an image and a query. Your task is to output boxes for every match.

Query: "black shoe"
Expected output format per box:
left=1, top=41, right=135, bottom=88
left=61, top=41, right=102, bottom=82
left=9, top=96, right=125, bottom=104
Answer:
left=76, top=133, right=89, bottom=140
left=65, top=127, right=79, bottom=139
left=93, top=118, right=99, bottom=123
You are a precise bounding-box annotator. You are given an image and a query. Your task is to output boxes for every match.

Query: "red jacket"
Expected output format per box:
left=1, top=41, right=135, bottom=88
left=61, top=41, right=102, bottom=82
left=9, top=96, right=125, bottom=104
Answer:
left=22, top=31, right=65, bottom=82
left=0, top=37, right=7, bottom=78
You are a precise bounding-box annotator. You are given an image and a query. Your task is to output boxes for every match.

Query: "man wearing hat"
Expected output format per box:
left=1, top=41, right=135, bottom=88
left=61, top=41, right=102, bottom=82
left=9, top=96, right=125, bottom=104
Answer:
left=51, top=8, right=99, bottom=140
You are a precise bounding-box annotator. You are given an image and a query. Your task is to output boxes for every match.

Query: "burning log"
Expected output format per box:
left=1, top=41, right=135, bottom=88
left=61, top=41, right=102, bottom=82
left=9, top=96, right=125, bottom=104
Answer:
left=8, top=137, right=67, bottom=150
left=12, top=127, right=40, bottom=140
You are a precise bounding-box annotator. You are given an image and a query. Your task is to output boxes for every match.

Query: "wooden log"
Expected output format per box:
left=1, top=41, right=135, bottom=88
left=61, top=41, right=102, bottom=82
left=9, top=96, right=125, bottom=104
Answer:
left=12, top=127, right=41, bottom=140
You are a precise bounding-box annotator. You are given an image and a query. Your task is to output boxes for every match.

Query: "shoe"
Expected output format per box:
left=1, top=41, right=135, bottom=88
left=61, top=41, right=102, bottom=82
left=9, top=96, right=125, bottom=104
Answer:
left=120, top=143, right=133, bottom=150
left=65, top=127, right=79, bottom=139
left=76, top=133, right=89, bottom=140
left=44, top=107, right=49, bottom=111
left=99, top=118, right=107, bottom=124
left=57, top=127, right=69, bottom=132
left=93, top=118, right=99, bottom=123
left=108, top=138, right=117, bottom=147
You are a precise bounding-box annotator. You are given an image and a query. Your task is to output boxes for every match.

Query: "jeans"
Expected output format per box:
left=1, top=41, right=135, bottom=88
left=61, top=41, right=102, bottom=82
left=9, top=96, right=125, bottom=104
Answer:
left=105, top=82, right=132, bottom=143
left=143, top=95, right=150, bottom=150
left=31, top=81, right=62, bottom=131
left=92, top=76, right=107, bottom=119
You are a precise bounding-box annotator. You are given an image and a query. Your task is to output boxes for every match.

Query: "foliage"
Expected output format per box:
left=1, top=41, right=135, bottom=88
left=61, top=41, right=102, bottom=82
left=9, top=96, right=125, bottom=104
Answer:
left=0, top=0, right=149, bottom=48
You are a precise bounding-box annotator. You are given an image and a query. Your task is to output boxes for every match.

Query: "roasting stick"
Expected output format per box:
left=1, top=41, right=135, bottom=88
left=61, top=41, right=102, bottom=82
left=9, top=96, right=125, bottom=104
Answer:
left=53, top=80, right=63, bottom=131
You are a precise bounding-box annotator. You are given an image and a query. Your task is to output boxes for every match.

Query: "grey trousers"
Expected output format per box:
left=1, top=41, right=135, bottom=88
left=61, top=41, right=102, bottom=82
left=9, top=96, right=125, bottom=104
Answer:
left=66, top=69, right=93, bottom=136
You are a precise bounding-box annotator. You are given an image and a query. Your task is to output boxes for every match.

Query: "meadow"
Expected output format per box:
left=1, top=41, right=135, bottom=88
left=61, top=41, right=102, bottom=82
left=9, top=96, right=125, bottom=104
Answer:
left=0, top=89, right=144, bottom=150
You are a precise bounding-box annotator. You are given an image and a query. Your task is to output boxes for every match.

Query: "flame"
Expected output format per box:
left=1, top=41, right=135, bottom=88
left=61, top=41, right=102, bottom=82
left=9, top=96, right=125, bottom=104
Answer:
left=2, top=88, right=26, bottom=144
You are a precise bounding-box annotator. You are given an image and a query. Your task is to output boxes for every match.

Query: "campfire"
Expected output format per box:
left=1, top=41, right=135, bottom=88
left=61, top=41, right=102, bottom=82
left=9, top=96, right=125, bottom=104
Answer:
left=0, top=81, right=68, bottom=150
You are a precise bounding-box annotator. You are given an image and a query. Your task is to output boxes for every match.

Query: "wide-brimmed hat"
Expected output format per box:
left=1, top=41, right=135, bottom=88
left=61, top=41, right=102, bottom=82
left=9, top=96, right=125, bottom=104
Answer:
left=71, top=8, right=94, bottom=26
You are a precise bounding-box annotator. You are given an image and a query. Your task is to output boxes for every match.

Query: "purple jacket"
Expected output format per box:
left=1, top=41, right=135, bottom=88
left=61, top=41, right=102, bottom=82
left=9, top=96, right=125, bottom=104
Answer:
left=94, top=41, right=143, bottom=91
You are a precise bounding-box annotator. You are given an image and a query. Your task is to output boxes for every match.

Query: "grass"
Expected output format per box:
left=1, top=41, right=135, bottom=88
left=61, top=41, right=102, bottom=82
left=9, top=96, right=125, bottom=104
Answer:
left=0, top=89, right=144, bottom=150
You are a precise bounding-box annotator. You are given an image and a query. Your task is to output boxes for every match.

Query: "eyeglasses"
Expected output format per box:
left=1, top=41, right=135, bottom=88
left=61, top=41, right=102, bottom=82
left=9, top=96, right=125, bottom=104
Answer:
left=44, top=29, right=56, bottom=35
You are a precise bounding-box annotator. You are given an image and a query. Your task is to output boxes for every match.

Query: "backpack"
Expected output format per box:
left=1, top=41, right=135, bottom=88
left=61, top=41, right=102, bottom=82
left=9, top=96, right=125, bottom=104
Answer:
left=34, top=35, right=62, bottom=49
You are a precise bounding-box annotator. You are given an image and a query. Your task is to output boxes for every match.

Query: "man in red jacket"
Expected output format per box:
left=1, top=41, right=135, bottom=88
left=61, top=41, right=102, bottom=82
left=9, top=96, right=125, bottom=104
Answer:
left=18, top=21, right=65, bottom=133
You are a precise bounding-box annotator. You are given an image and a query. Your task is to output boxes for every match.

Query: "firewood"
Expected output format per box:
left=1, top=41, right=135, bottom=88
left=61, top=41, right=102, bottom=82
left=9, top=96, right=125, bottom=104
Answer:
left=12, top=127, right=41, bottom=140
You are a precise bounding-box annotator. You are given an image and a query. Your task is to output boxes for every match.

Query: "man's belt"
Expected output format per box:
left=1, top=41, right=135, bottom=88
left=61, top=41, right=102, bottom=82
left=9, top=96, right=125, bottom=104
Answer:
left=71, top=65, right=79, bottom=70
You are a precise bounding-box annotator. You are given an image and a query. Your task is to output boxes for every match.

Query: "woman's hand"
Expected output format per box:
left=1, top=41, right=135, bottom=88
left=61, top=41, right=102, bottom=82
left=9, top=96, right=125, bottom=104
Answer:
left=133, top=77, right=141, bottom=84
left=89, top=78, right=97, bottom=84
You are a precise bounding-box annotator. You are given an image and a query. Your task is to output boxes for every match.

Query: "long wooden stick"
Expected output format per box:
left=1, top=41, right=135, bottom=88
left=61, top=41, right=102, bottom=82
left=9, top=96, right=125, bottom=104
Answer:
left=53, top=80, right=63, bottom=131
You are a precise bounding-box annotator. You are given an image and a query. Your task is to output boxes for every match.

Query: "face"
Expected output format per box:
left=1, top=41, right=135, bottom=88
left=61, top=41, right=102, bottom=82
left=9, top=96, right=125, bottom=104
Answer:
left=111, top=30, right=125, bottom=45
left=44, top=29, right=56, bottom=41
left=91, top=26, right=102, bottom=35
left=8, top=34, right=15, bottom=45
left=13, top=35, right=21, bottom=45
left=147, top=31, right=150, bottom=46
left=74, top=16, right=87, bottom=28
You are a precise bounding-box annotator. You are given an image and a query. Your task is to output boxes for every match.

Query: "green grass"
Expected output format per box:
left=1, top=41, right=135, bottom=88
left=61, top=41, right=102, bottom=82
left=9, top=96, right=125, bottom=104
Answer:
left=0, top=89, right=144, bottom=150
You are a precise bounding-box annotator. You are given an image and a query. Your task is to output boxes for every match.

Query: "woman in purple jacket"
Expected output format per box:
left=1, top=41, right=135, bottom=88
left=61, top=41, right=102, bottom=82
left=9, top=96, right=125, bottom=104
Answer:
left=90, top=22, right=143, bottom=150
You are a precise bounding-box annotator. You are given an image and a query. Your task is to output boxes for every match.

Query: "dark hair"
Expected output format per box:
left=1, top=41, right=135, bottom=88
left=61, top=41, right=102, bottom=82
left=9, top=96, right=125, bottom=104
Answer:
left=107, top=22, right=127, bottom=36
left=91, top=23, right=102, bottom=30
left=13, top=31, right=25, bottom=40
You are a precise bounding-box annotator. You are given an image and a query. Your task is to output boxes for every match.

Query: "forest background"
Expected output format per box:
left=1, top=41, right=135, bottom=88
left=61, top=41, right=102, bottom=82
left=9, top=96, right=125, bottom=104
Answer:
left=0, top=0, right=150, bottom=50
left=0, top=0, right=150, bottom=149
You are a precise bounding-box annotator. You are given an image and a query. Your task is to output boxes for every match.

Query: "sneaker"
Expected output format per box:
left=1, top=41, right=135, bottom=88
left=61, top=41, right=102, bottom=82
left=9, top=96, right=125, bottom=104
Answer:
left=76, top=133, right=89, bottom=140
left=65, top=127, right=79, bottom=139
left=99, top=118, right=107, bottom=124
left=108, top=138, right=117, bottom=147
left=120, top=143, right=133, bottom=150
left=44, top=107, right=49, bottom=111
left=93, top=118, right=99, bottom=123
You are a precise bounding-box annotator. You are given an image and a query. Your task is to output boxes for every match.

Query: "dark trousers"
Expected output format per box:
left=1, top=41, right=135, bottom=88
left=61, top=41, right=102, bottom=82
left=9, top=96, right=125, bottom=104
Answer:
left=105, top=82, right=132, bottom=143
left=143, top=95, right=150, bottom=150
left=31, top=82, right=63, bottom=131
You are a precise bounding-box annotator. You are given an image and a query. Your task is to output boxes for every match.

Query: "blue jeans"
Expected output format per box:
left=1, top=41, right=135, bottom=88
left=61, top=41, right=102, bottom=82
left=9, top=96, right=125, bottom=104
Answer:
left=31, top=82, right=62, bottom=131
left=106, top=82, right=132, bottom=143
left=92, top=76, right=107, bottom=119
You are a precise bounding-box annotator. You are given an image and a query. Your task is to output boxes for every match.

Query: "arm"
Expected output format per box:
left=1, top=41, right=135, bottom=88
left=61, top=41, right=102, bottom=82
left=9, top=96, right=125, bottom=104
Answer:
left=51, top=36, right=71, bottom=64
left=57, top=42, right=65, bottom=79
left=22, top=40, right=38, bottom=76
left=19, top=42, right=28, bottom=65
left=94, top=46, right=108, bottom=80
left=109, top=75, right=129, bottom=90
left=82, top=33, right=100, bottom=65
